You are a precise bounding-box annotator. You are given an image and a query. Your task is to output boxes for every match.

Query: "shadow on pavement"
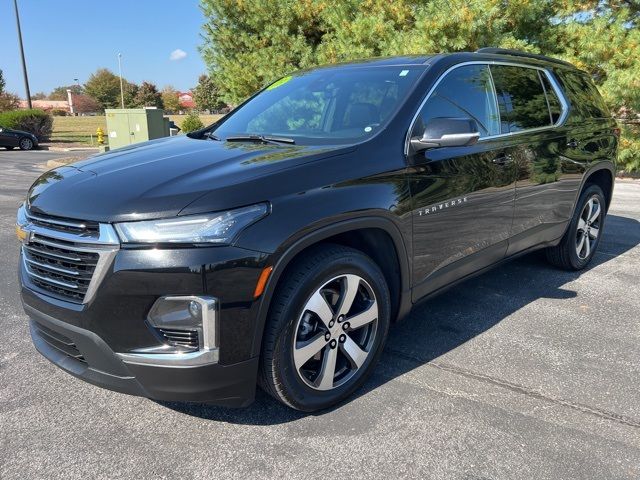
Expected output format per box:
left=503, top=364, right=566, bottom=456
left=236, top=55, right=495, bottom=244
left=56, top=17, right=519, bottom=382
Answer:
left=160, top=214, right=640, bottom=424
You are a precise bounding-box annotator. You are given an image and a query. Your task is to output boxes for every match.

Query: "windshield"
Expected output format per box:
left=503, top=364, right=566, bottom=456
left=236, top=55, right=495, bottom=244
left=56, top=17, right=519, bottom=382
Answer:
left=212, top=66, right=423, bottom=145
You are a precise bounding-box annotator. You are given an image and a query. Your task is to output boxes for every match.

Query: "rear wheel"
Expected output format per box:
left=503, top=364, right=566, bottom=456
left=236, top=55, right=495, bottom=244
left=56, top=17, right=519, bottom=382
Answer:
left=259, top=244, right=390, bottom=411
left=19, top=137, right=34, bottom=150
left=546, top=184, right=606, bottom=270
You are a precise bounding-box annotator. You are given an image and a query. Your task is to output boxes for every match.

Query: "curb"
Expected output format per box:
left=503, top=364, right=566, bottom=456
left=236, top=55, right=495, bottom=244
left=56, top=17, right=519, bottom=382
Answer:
left=42, top=157, right=79, bottom=169
left=41, top=146, right=100, bottom=152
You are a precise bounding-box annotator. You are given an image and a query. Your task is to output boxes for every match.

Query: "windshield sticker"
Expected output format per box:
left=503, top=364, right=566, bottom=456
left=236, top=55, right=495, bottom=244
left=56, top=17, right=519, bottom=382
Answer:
left=399, top=70, right=409, bottom=77
left=267, top=75, right=292, bottom=90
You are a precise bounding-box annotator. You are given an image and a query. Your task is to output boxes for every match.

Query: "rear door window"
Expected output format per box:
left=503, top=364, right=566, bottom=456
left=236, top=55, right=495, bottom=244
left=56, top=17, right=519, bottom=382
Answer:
left=540, top=73, right=563, bottom=124
left=490, top=65, right=552, bottom=133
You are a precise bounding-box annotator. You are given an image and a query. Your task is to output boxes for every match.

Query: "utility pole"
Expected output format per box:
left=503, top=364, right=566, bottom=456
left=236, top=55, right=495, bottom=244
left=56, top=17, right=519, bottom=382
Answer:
left=13, top=0, right=32, bottom=108
left=117, top=53, right=125, bottom=109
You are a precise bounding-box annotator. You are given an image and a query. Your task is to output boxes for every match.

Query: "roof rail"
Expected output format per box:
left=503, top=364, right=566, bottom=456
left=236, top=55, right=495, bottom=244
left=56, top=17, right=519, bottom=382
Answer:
left=475, top=48, right=574, bottom=67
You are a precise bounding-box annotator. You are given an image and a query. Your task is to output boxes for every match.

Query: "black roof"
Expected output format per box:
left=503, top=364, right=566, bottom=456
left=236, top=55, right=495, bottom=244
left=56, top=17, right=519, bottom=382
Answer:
left=474, top=48, right=574, bottom=67
left=318, top=49, right=574, bottom=71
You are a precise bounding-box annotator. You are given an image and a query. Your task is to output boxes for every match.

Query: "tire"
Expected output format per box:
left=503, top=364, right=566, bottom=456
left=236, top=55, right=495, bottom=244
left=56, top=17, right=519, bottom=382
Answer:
left=259, top=244, right=391, bottom=411
left=18, top=137, right=34, bottom=150
left=546, top=184, right=606, bottom=270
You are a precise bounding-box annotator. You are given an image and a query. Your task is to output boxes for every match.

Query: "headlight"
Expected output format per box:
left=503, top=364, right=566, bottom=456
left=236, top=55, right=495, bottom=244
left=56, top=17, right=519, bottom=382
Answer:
left=115, top=203, right=268, bottom=244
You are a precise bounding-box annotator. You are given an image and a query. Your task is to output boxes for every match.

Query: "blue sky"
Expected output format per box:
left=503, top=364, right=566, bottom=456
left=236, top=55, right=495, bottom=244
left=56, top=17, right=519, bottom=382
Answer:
left=0, top=0, right=207, bottom=97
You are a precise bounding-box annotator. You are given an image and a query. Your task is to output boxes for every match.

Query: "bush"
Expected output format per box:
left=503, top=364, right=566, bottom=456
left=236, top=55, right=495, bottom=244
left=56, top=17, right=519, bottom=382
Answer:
left=618, top=123, right=640, bottom=174
left=180, top=113, right=204, bottom=133
left=0, top=109, right=53, bottom=139
left=50, top=109, right=68, bottom=116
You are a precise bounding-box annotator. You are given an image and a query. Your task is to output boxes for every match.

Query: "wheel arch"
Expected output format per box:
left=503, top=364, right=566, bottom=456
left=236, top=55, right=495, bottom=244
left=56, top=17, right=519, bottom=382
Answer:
left=583, top=165, right=614, bottom=211
left=249, top=217, right=412, bottom=358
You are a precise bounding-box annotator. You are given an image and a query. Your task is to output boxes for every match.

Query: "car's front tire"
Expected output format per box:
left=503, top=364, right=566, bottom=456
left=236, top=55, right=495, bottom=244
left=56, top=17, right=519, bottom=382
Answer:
left=546, top=184, right=606, bottom=270
left=19, top=137, right=34, bottom=150
left=259, top=244, right=391, bottom=411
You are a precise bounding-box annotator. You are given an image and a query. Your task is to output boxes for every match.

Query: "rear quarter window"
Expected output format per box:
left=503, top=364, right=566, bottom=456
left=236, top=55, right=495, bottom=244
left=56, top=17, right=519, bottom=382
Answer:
left=555, top=70, right=610, bottom=121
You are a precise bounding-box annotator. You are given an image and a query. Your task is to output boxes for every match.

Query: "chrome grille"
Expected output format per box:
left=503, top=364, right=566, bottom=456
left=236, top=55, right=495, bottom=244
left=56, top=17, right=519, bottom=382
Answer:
left=23, top=236, right=99, bottom=302
left=18, top=205, right=119, bottom=304
left=26, top=210, right=100, bottom=236
left=158, top=328, right=199, bottom=350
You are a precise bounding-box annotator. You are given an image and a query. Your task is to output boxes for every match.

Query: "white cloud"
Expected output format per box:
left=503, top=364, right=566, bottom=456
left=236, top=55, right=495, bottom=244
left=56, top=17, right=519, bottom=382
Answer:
left=169, top=49, right=187, bottom=61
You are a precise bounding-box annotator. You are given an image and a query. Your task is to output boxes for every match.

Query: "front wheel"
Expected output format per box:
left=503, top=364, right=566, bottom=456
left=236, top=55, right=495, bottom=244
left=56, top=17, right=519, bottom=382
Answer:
left=19, top=137, right=34, bottom=150
left=546, top=184, right=606, bottom=270
left=259, top=244, right=391, bottom=411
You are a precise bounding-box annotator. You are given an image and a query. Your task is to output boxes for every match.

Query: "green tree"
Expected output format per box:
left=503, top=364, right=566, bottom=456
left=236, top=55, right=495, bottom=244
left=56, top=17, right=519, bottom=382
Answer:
left=84, top=68, right=123, bottom=110
left=161, top=85, right=181, bottom=113
left=181, top=112, right=204, bottom=132
left=49, top=84, right=84, bottom=101
left=0, top=69, right=5, bottom=93
left=192, top=74, right=226, bottom=111
left=134, top=81, right=163, bottom=108
left=122, top=81, right=139, bottom=108
left=199, top=0, right=556, bottom=105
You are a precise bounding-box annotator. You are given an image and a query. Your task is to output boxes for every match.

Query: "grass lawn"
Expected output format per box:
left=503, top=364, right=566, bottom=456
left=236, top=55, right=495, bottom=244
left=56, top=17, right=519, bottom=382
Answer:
left=50, top=114, right=223, bottom=146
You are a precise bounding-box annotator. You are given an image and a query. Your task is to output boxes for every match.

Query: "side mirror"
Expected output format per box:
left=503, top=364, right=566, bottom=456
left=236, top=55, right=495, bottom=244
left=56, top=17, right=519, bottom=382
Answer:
left=410, top=118, right=480, bottom=153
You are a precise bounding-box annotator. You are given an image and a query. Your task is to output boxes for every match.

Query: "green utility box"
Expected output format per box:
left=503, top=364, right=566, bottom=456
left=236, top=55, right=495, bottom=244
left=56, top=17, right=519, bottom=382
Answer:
left=105, top=108, right=171, bottom=149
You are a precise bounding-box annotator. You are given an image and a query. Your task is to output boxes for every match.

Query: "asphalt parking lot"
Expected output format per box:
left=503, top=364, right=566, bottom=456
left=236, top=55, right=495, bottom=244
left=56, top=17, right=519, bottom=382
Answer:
left=1, top=150, right=639, bottom=479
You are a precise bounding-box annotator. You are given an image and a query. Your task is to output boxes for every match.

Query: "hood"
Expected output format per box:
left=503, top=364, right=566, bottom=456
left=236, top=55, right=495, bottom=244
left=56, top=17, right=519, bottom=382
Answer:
left=27, top=135, right=351, bottom=222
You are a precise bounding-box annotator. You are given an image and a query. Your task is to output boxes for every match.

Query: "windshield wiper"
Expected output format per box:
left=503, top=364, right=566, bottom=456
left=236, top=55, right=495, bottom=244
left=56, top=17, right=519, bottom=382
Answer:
left=203, top=131, right=221, bottom=141
left=225, top=134, right=295, bottom=145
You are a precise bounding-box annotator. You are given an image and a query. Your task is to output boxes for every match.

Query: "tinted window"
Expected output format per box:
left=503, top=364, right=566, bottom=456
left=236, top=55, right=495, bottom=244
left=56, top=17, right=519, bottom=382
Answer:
left=556, top=71, right=609, bottom=121
left=412, top=64, right=499, bottom=138
left=491, top=65, right=552, bottom=133
left=214, top=66, right=422, bottom=145
left=540, top=73, right=563, bottom=124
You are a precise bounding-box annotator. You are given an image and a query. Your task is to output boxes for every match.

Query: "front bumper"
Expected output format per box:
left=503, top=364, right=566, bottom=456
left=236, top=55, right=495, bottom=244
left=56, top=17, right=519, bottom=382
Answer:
left=19, top=238, right=270, bottom=407
left=25, top=302, right=259, bottom=406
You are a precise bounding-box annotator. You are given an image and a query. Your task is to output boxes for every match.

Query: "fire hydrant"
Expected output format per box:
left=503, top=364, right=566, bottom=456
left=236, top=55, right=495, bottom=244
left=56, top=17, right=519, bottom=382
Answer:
left=96, top=127, right=105, bottom=145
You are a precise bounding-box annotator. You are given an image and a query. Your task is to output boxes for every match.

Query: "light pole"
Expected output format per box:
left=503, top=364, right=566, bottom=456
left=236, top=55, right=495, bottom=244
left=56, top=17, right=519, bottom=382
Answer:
left=13, top=0, right=32, bottom=108
left=117, top=53, right=125, bottom=109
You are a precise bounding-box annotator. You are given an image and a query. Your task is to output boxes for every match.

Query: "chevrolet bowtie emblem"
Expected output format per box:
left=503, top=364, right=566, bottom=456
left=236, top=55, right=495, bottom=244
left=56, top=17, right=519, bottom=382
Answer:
left=15, top=224, right=31, bottom=244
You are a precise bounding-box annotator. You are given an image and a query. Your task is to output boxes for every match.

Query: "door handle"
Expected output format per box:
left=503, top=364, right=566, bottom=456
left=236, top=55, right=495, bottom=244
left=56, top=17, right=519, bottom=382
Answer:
left=492, top=154, right=513, bottom=165
left=567, top=139, right=579, bottom=148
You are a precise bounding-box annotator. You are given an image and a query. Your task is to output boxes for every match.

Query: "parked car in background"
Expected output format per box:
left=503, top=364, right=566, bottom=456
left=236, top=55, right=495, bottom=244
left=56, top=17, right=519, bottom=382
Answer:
left=0, top=125, right=38, bottom=150
left=16, top=49, right=617, bottom=412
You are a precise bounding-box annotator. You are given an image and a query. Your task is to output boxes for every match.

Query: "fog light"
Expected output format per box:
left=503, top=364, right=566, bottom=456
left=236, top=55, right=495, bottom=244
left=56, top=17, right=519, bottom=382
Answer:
left=147, top=295, right=218, bottom=351
left=188, top=300, right=202, bottom=319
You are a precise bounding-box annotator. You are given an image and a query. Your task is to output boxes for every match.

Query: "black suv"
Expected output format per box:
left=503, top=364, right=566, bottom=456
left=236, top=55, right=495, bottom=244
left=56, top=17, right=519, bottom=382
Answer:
left=17, top=49, right=617, bottom=411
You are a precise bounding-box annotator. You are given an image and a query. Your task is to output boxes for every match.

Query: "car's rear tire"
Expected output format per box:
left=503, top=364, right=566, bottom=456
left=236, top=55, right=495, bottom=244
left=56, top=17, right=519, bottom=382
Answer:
left=19, top=137, right=34, bottom=150
left=546, top=184, right=606, bottom=270
left=259, top=244, right=391, bottom=411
